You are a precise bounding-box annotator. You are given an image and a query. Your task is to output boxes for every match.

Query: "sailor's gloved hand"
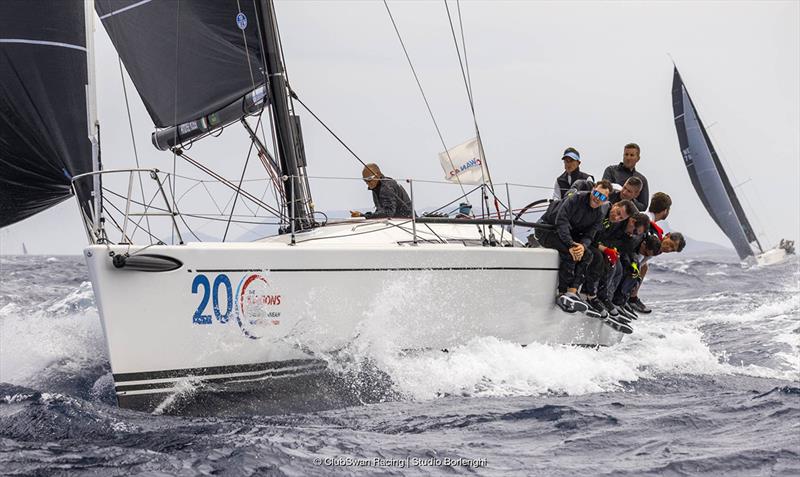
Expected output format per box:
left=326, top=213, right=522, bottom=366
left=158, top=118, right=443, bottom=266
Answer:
left=603, top=247, right=619, bottom=266
left=630, top=262, right=640, bottom=279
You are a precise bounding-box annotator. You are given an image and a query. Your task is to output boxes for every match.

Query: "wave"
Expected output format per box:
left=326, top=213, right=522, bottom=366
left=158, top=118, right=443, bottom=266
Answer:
left=0, top=281, right=108, bottom=393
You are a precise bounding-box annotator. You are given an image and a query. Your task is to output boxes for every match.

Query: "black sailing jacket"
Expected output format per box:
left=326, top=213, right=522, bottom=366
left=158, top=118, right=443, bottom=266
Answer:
left=540, top=191, right=604, bottom=249
left=366, top=176, right=413, bottom=218
left=602, top=163, right=650, bottom=210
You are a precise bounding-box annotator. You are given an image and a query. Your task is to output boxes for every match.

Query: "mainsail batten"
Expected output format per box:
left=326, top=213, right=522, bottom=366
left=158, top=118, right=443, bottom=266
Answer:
left=671, top=67, right=759, bottom=260
left=0, top=0, right=93, bottom=227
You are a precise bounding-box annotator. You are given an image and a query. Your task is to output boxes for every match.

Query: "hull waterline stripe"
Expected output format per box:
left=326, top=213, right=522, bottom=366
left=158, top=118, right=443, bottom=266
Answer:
left=116, top=364, right=328, bottom=393
left=113, top=358, right=326, bottom=383
left=0, top=39, right=86, bottom=52
left=115, top=362, right=326, bottom=386
left=194, top=266, right=558, bottom=273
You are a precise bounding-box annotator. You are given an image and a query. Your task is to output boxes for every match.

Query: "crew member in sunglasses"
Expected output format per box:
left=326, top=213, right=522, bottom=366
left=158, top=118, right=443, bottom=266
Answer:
left=535, top=179, right=613, bottom=317
left=351, top=163, right=413, bottom=219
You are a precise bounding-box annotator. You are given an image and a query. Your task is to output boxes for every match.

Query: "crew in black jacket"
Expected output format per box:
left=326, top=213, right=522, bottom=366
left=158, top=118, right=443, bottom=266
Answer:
left=608, top=176, right=645, bottom=212
left=536, top=180, right=613, bottom=314
left=605, top=212, right=651, bottom=319
left=553, top=147, right=594, bottom=200
left=603, top=143, right=650, bottom=211
left=351, top=163, right=413, bottom=219
left=583, top=199, right=638, bottom=317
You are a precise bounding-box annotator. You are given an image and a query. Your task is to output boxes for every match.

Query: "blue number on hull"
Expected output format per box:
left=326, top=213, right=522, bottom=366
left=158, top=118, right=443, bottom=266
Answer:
left=213, top=274, right=233, bottom=323
left=191, top=274, right=212, bottom=324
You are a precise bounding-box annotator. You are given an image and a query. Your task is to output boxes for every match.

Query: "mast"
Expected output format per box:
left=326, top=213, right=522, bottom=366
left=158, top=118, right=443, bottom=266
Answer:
left=255, top=0, right=312, bottom=229
left=84, top=0, right=101, bottom=241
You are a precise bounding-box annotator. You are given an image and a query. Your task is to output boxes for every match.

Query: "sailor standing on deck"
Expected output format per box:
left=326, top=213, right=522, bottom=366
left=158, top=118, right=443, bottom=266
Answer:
left=603, top=143, right=650, bottom=211
left=536, top=180, right=613, bottom=315
left=351, top=163, right=414, bottom=219
left=553, top=148, right=594, bottom=200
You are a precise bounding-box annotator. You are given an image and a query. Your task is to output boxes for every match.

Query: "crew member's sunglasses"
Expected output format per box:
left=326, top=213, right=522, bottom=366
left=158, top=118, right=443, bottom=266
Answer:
left=591, top=190, right=607, bottom=202
left=363, top=175, right=377, bottom=183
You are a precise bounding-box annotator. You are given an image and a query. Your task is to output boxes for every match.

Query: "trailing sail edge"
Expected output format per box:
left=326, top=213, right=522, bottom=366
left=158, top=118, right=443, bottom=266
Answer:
left=0, top=0, right=95, bottom=228
left=671, top=67, right=762, bottom=261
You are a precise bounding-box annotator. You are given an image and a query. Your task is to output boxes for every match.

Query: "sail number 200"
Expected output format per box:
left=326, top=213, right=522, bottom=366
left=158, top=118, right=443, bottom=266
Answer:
left=191, top=274, right=233, bottom=324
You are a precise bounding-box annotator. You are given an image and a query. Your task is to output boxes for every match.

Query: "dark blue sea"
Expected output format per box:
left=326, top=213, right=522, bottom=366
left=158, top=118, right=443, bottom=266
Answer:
left=1, top=253, right=798, bottom=476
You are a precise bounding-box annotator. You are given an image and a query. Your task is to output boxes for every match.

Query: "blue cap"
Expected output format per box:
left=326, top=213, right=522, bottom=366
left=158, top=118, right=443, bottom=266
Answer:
left=562, top=151, right=580, bottom=162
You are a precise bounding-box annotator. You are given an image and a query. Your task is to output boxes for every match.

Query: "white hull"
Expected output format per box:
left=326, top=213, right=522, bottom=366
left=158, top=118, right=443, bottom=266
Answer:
left=84, top=220, right=623, bottom=411
left=754, top=247, right=792, bottom=267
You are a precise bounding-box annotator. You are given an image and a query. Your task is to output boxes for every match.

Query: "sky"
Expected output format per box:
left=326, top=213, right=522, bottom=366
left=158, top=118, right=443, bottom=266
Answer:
left=1, top=0, right=798, bottom=255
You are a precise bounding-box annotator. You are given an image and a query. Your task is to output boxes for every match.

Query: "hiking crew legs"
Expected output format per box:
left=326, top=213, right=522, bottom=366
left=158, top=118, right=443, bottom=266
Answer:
left=583, top=247, right=610, bottom=296
left=616, top=274, right=641, bottom=304
left=607, top=261, right=624, bottom=304
left=537, top=230, right=593, bottom=294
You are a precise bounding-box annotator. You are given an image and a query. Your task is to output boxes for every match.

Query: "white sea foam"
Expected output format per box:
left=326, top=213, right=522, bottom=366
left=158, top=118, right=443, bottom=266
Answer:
left=0, top=282, right=106, bottom=385
left=332, top=276, right=799, bottom=400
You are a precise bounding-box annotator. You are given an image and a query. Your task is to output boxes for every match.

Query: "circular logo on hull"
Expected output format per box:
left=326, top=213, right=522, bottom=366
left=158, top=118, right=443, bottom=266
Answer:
left=236, top=274, right=282, bottom=339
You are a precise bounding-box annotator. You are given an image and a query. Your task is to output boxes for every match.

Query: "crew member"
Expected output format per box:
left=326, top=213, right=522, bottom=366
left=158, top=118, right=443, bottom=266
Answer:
left=582, top=199, right=638, bottom=318
left=609, top=176, right=645, bottom=212
left=603, top=143, right=650, bottom=210
left=536, top=180, right=613, bottom=313
left=553, top=148, right=594, bottom=200
left=351, top=163, right=413, bottom=219
left=628, top=192, right=673, bottom=313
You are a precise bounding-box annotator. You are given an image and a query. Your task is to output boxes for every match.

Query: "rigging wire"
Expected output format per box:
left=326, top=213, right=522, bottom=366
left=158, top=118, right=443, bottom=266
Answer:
left=443, top=0, right=488, bottom=188
left=117, top=57, right=153, bottom=244
left=222, top=121, right=260, bottom=242
left=382, top=0, right=468, bottom=200
left=170, top=0, right=181, bottom=245
left=237, top=0, right=257, bottom=91
left=444, top=0, right=500, bottom=219
left=290, top=95, right=368, bottom=168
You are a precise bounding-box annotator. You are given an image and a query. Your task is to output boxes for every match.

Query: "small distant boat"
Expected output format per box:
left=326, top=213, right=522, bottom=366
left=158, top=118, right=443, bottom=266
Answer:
left=671, top=67, right=794, bottom=266
left=22, top=242, right=28, bottom=255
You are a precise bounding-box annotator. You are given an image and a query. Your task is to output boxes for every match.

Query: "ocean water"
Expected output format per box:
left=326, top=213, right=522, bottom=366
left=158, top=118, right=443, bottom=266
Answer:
left=0, top=254, right=798, bottom=476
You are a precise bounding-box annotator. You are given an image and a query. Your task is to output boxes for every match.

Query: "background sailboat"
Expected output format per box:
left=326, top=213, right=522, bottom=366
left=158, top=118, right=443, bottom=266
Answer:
left=671, top=66, right=794, bottom=265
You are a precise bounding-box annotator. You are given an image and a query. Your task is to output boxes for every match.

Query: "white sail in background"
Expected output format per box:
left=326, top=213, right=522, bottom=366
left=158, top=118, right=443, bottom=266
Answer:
left=438, top=137, right=488, bottom=185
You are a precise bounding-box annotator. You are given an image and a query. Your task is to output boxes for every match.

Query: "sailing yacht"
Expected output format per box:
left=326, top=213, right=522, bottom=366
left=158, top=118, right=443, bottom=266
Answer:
left=671, top=67, right=795, bottom=266
left=1, top=0, right=623, bottom=412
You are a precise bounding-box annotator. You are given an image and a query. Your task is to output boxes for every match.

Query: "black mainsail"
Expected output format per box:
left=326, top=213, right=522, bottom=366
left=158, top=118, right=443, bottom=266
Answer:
left=95, top=0, right=267, bottom=149
left=671, top=67, right=762, bottom=260
left=0, top=0, right=95, bottom=227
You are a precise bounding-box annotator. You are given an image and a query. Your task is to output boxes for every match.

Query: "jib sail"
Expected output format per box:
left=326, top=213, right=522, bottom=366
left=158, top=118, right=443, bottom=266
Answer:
left=0, top=0, right=96, bottom=227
